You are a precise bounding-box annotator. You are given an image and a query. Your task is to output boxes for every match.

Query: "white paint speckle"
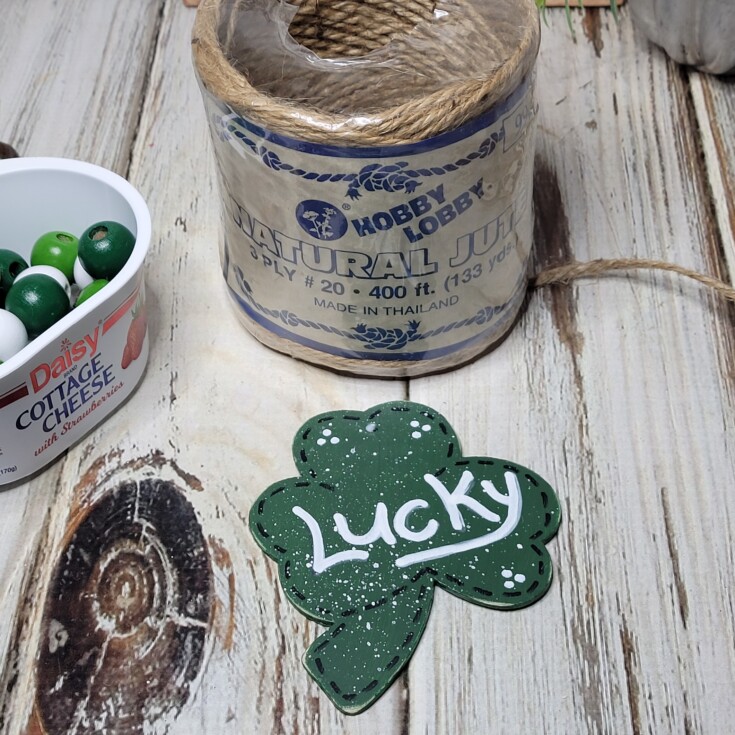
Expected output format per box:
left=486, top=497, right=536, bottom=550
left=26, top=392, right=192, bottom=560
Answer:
left=366, top=423, right=377, bottom=432
left=48, top=619, right=68, bottom=653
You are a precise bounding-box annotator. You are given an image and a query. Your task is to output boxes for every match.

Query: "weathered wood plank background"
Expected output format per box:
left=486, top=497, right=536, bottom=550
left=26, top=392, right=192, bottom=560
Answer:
left=0, top=1, right=732, bottom=733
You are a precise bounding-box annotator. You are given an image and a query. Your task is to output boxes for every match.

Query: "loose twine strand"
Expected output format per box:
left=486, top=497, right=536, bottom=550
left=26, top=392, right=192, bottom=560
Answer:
left=532, top=258, right=735, bottom=303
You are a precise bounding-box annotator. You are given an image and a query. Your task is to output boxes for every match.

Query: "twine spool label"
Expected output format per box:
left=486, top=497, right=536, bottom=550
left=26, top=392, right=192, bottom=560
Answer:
left=201, top=76, right=537, bottom=366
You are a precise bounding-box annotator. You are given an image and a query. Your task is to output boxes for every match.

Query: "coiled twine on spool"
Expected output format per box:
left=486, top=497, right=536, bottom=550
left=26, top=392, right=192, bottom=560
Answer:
left=193, top=0, right=540, bottom=376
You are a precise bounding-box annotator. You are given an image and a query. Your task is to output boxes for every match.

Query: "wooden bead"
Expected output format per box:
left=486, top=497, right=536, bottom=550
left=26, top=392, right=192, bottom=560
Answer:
left=78, top=221, right=135, bottom=280
left=5, top=273, right=70, bottom=339
left=0, top=308, right=29, bottom=362
left=31, top=231, right=79, bottom=283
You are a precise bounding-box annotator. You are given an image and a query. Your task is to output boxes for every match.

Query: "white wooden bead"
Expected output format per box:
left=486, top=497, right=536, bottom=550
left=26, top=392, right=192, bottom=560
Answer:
left=73, top=256, right=95, bottom=289
left=0, top=308, right=29, bottom=362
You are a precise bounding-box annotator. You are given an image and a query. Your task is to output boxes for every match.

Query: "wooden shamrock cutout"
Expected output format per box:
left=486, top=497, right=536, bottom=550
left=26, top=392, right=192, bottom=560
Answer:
left=249, top=401, right=561, bottom=714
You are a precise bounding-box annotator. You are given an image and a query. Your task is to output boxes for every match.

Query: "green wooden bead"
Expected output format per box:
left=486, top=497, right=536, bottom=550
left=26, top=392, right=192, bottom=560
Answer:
left=15, top=265, right=71, bottom=301
left=5, top=274, right=70, bottom=339
left=0, top=248, right=29, bottom=304
left=31, top=231, right=78, bottom=282
left=75, top=279, right=108, bottom=307
left=78, top=221, right=135, bottom=280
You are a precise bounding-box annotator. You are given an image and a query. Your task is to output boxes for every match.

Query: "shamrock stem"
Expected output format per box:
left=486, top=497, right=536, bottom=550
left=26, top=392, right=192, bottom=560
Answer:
left=303, top=581, right=434, bottom=714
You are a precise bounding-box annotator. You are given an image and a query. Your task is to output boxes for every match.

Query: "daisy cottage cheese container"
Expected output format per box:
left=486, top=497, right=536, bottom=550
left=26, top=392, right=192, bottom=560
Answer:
left=0, top=158, right=152, bottom=485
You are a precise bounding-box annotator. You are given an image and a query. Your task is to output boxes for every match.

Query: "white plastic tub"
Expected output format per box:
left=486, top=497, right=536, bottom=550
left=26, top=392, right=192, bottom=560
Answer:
left=0, top=158, right=151, bottom=485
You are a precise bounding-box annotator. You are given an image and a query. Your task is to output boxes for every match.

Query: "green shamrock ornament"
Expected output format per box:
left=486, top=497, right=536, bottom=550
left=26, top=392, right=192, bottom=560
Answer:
left=249, top=401, right=561, bottom=714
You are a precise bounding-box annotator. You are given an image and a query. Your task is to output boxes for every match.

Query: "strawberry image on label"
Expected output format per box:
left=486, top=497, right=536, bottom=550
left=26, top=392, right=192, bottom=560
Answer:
left=121, top=300, right=147, bottom=370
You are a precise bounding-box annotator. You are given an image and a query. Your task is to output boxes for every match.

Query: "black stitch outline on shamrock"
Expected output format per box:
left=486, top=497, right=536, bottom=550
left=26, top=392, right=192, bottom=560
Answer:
left=249, top=402, right=561, bottom=714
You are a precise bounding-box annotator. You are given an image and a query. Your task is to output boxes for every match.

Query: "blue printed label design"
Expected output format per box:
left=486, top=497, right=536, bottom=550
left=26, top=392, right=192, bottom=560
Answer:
left=295, top=200, right=348, bottom=241
left=202, top=75, right=537, bottom=363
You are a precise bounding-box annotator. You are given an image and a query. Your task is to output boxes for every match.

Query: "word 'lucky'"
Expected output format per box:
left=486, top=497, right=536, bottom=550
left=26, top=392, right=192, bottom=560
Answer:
left=293, top=470, right=522, bottom=573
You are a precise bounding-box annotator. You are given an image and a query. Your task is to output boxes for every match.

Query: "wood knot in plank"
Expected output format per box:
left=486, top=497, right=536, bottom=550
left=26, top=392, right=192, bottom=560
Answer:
left=35, top=478, right=212, bottom=734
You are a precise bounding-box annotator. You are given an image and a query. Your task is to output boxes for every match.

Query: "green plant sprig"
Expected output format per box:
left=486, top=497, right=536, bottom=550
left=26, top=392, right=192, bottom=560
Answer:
left=535, top=0, right=619, bottom=33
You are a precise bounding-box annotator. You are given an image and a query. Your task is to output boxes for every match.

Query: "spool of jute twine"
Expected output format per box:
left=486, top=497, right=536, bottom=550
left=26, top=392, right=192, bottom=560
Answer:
left=193, top=0, right=539, bottom=146
left=192, top=0, right=734, bottom=377
left=193, top=0, right=545, bottom=376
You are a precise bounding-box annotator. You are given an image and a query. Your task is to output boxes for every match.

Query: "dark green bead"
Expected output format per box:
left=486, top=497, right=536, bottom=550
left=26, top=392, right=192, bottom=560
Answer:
left=31, top=231, right=78, bottom=282
left=0, top=248, right=29, bottom=304
left=5, top=274, right=70, bottom=339
left=78, top=221, right=135, bottom=280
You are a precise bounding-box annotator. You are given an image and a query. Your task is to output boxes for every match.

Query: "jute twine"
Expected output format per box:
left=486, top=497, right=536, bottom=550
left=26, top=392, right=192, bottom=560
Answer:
left=192, top=0, right=540, bottom=146
left=193, top=0, right=544, bottom=375
left=532, top=258, right=735, bottom=302
left=192, top=1, right=735, bottom=377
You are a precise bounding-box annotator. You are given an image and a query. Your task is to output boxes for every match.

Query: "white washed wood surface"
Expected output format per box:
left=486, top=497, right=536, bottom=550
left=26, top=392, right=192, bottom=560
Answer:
left=0, top=2, right=733, bottom=734
left=0, top=1, right=167, bottom=729
left=412, top=8, right=735, bottom=735
left=0, top=0, right=404, bottom=733
left=690, top=71, right=735, bottom=278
